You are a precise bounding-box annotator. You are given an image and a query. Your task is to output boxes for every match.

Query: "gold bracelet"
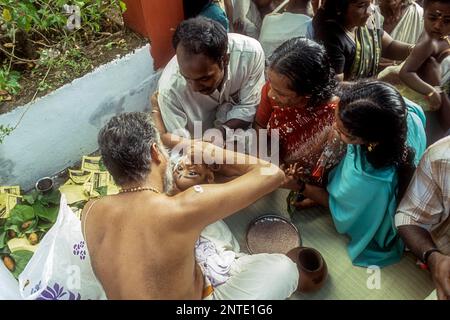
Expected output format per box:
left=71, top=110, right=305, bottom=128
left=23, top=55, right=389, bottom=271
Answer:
left=151, top=109, right=160, bottom=113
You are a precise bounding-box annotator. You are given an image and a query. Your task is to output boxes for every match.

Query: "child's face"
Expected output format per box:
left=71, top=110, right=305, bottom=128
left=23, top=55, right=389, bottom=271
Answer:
left=173, top=160, right=214, bottom=191
left=424, top=1, right=450, bottom=39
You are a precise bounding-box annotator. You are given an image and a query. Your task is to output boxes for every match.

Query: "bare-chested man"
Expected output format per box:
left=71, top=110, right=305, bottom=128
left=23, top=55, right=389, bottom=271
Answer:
left=81, top=112, right=298, bottom=300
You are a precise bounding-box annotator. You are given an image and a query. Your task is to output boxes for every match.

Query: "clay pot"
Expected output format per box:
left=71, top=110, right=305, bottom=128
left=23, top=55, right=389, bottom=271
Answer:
left=286, top=246, right=328, bottom=293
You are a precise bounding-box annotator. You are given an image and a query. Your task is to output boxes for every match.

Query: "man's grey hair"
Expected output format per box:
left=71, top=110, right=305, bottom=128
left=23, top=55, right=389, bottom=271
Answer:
left=98, top=112, right=164, bottom=186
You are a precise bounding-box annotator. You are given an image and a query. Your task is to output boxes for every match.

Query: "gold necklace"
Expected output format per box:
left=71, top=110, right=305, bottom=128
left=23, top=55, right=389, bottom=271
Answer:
left=119, top=186, right=161, bottom=194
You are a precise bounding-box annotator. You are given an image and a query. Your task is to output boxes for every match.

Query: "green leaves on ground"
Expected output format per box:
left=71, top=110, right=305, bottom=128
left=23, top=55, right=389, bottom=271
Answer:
left=94, top=186, right=108, bottom=197
left=10, top=250, right=34, bottom=279
left=33, top=202, right=58, bottom=223
left=0, top=229, right=7, bottom=251
left=0, top=190, right=60, bottom=250
left=7, top=205, right=35, bottom=226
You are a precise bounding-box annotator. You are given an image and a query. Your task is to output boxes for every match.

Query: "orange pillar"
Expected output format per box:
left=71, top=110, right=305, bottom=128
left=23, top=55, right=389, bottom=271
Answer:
left=123, top=0, right=184, bottom=69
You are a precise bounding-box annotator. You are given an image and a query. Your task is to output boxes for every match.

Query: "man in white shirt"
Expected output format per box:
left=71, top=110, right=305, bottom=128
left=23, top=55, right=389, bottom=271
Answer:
left=155, top=17, right=265, bottom=148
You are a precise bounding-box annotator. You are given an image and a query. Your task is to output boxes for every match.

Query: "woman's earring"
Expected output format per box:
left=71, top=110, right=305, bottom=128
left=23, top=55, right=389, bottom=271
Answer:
left=368, top=143, right=376, bottom=152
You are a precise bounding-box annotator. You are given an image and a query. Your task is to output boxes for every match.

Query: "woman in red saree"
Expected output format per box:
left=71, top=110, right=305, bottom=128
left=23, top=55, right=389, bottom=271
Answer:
left=254, top=38, right=346, bottom=213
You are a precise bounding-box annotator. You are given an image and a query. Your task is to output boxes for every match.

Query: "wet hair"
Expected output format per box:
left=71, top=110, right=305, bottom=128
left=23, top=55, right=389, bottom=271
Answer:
left=98, top=112, right=163, bottom=186
left=313, top=0, right=357, bottom=40
left=268, top=37, right=337, bottom=108
left=337, top=80, right=416, bottom=199
left=173, top=17, right=228, bottom=64
left=183, top=0, right=212, bottom=19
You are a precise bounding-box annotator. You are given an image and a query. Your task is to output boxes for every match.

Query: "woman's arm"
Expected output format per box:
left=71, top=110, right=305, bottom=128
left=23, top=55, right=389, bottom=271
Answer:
left=381, top=31, right=413, bottom=61
left=303, top=184, right=329, bottom=208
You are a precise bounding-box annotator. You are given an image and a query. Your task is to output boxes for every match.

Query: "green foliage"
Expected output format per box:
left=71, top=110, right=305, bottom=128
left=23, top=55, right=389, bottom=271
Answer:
left=0, top=0, right=127, bottom=110
left=36, top=44, right=92, bottom=93
left=0, top=189, right=61, bottom=251
left=0, top=124, right=14, bottom=144
left=1, top=1, right=126, bottom=36
left=10, top=250, right=34, bottom=278
left=94, top=186, right=108, bottom=197
left=0, top=229, right=7, bottom=251
left=0, top=67, right=21, bottom=96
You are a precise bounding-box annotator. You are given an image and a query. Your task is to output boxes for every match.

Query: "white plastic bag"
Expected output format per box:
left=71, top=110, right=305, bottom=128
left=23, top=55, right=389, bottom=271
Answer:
left=18, top=195, right=106, bottom=300
left=0, top=260, right=21, bottom=300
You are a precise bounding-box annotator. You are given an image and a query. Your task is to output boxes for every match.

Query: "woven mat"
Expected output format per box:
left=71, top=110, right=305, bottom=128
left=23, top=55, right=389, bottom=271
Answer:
left=224, top=189, right=435, bottom=300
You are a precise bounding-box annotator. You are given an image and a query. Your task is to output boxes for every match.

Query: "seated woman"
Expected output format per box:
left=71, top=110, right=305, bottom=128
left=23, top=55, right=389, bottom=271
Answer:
left=377, top=0, right=423, bottom=45
left=254, top=37, right=346, bottom=212
left=297, top=80, right=427, bottom=267
left=376, top=0, right=424, bottom=70
left=313, top=0, right=414, bottom=81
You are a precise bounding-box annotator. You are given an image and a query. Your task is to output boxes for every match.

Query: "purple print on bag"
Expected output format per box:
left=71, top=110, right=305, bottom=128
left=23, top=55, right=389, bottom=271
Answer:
left=73, top=241, right=86, bottom=260
left=36, top=283, right=81, bottom=300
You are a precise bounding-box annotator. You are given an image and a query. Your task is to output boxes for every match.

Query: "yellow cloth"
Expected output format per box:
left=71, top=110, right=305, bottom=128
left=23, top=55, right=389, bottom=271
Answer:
left=378, top=63, right=431, bottom=111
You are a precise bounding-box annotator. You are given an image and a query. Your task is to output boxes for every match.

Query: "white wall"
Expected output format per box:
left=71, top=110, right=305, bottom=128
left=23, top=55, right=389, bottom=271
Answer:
left=0, top=44, right=161, bottom=190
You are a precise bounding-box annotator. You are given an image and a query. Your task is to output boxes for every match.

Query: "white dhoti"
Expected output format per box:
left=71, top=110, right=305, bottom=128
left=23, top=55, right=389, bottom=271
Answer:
left=198, top=220, right=299, bottom=300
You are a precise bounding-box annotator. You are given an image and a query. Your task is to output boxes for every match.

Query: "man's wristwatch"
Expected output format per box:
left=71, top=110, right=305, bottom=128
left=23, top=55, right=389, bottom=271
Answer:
left=422, top=248, right=441, bottom=264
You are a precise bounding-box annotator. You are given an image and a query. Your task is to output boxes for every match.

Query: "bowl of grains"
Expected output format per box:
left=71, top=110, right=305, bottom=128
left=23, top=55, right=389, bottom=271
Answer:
left=246, top=215, right=301, bottom=254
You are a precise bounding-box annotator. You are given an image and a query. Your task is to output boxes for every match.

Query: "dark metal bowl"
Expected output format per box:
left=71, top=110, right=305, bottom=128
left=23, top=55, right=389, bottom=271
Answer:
left=35, top=177, right=54, bottom=193
left=246, top=214, right=302, bottom=254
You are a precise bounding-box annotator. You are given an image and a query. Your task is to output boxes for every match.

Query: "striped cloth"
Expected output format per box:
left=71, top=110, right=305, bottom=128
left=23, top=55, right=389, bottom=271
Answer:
left=396, top=136, right=450, bottom=255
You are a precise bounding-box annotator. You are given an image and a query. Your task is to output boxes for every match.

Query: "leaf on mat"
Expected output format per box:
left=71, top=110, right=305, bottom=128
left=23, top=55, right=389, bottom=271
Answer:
left=10, top=250, right=34, bottom=279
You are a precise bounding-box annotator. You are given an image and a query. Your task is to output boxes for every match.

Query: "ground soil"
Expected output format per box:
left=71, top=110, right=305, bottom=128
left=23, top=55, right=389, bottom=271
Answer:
left=0, top=28, right=148, bottom=115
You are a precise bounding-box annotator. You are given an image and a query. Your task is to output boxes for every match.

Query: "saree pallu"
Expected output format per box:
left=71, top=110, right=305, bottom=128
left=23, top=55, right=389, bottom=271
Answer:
left=348, top=23, right=382, bottom=80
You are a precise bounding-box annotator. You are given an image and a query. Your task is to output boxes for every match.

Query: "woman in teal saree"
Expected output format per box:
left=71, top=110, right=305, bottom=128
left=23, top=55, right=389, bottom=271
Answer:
left=297, top=81, right=427, bottom=267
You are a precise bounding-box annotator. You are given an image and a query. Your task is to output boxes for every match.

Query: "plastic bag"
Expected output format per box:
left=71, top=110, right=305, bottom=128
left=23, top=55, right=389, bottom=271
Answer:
left=18, top=195, right=106, bottom=300
left=0, top=261, right=21, bottom=300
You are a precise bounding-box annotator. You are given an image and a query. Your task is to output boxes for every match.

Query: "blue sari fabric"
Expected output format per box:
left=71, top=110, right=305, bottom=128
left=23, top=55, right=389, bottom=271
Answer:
left=327, top=100, right=427, bottom=267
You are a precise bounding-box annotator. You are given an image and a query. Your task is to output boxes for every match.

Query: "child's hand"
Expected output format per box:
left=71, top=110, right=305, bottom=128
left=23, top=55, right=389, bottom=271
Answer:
left=280, top=163, right=306, bottom=190
left=281, top=163, right=304, bottom=177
